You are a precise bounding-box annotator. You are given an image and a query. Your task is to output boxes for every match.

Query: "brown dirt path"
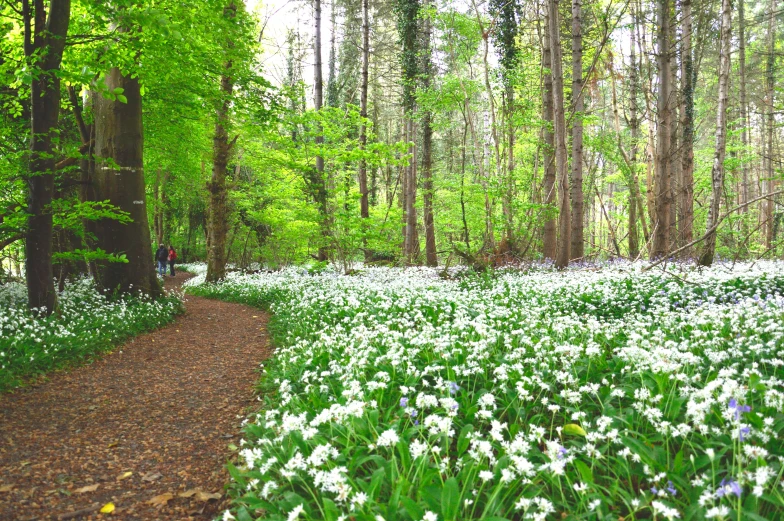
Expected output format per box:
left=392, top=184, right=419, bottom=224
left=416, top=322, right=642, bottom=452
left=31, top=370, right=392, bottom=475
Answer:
left=0, top=272, right=270, bottom=520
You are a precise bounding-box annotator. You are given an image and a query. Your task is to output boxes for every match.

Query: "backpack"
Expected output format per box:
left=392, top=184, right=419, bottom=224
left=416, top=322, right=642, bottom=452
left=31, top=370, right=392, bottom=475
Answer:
left=169, top=249, right=177, bottom=261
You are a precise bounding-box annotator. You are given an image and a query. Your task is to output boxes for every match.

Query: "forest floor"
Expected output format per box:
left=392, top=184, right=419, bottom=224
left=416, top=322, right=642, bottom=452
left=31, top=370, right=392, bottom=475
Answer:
left=0, top=272, right=271, bottom=521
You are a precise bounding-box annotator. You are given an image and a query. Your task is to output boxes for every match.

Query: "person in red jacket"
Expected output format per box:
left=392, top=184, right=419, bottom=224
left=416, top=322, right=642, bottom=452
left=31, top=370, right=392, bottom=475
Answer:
left=168, top=246, right=177, bottom=277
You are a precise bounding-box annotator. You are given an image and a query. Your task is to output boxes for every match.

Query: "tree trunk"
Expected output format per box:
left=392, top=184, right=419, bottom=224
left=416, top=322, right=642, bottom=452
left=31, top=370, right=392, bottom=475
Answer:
left=398, top=0, right=419, bottom=263
left=314, top=0, right=328, bottom=261
left=764, top=0, right=775, bottom=250
left=542, top=10, right=557, bottom=261
left=421, top=9, right=437, bottom=266
left=358, top=0, right=370, bottom=261
left=738, top=0, right=749, bottom=224
left=628, top=10, right=640, bottom=257
left=206, top=2, right=237, bottom=283
left=652, top=0, right=672, bottom=259
left=679, top=0, right=694, bottom=255
left=697, top=0, right=731, bottom=266
left=570, top=0, right=584, bottom=260
left=92, top=65, right=159, bottom=296
left=24, top=0, right=71, bottom=314
left=548, top=0, right=571, bottom=269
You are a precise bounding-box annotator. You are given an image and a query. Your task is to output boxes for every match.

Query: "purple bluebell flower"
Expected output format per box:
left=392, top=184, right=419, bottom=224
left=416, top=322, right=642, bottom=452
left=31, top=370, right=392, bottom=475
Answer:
left=410, top=409, right=418, bottom=419
left=716, top=478, right=742, bottom=498
left=650, top=486, right=659, bottom=495
left=448, top=381, right=460, bottom=395
left=739, top=426, right=750, bottom=442
left=400, top=397, right=408, bottom=408
left=666, top=481, right=676, bottom=495
left=414, top=420, right=420, bottom=426
left=556, top=446, right=567, bottom=460
left=728, top=398, right=751, bottom=421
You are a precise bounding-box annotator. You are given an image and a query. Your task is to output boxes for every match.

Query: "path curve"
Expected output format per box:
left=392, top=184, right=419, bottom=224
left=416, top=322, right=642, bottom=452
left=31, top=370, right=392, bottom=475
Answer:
left=0, top=273, right=270, bottom=520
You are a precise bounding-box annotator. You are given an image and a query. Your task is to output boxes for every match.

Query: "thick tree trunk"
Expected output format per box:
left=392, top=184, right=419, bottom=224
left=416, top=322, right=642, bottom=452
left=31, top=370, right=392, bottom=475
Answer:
left=548, top=0, right=570, bottom=269
left=570, top=0, right=584, bottom=260
left=92, top=66, right=159, bottom=296
left=542, top=11, right=557, bottom=261
left=358, top=0, right=370, bottom=261
left=398, top=0, right=419, bottom=263
left=24, top=0, right=71, bottom=314
left=652, top=0, right=672, bottom=259
left=421, top=10, right=437, bottom=266
left=679, top=0, right=694, bottom=255
left=206, top=2, right=237, bottom=283
left=697, top=0, right=731, bottom=266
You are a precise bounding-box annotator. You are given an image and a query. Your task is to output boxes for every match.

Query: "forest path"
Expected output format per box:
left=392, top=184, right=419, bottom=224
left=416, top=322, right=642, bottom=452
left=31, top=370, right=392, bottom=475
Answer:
left=0, top=273, right=270, bottom=520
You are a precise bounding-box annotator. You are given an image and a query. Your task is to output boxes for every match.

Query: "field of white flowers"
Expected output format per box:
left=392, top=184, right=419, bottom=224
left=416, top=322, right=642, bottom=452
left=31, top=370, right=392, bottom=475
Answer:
left=0, top=278, right=182, bottom=390
left=186, top=262, right=784, bottom=521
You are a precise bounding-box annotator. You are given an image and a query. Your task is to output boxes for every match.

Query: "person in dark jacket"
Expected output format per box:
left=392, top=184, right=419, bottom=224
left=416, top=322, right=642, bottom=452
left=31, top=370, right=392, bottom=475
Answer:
left=168, top=246, right=177, bottom=277
left=155, top=244, right=168, bottom=276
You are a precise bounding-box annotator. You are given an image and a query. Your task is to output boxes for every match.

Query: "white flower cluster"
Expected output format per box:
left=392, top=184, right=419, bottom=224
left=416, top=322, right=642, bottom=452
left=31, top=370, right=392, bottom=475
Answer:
left=190, top=261, right=784, bottom=520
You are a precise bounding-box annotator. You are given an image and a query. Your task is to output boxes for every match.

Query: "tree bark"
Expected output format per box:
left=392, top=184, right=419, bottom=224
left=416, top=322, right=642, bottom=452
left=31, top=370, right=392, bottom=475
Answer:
left=738, top=0, right=749, bottom=218
left=314, top=0, right=328, bottom=261
left=652, top=0, right=672, bottom=259
left=570, top=0, right=584, bottom=260
left=421, top=9, right=437, bottom=266
left=679, top=0, right=694, bottom=255
left=542, top=10, right=557, bottom=261
left=548, top=0, right=571, bottom=269
left=206, top=2, right=237, bottom=283
left=764, top=0, right=775, bottom=249
left=92, top=65, right=159, bottom=296
left=24, top=0, right=71, bottom=314
left=698, top=0, right=731, bottom=266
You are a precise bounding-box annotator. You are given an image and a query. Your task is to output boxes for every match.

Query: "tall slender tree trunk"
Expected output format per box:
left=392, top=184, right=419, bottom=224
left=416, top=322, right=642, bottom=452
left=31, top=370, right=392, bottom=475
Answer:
left=358, top=0, right=370, bottom=261
left=652, top=0, right=672, bottom=259
left=206, top=2, right=237, bottom=283
left=542, top=10, right=557, bottom=261
left=738, top=0, right=749, bottom=220
left=92, top=64, right=159, bottom=296
left=679, top=0, right=694, bottom=255
left=314, top=0, right=328, bottom=261
left=421, top=10, right=437, bottom=266
left=570, top=0, right=584, bottom=260
left=669, top=27, right=680, bottom=252
left=24, top=0, right=71, bottom=313
left=764, top=0, right=775, bottom=249
left=697, top=0, right=731, bottom=266
left=628, top=11, right=641, bottom=257
left=548, top=0, right=571, bottom=269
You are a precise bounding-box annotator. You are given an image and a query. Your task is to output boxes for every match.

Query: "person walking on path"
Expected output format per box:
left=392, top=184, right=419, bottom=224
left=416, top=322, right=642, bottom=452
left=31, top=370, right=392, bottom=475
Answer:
left=168, top=246, right=177, bottom=277
left=155, top=243, right=168, bottom=276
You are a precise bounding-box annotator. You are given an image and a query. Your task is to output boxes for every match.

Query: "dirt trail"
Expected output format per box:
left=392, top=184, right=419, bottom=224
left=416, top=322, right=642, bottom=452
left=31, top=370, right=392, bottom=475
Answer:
left=0, top=273, right=270, bottom=520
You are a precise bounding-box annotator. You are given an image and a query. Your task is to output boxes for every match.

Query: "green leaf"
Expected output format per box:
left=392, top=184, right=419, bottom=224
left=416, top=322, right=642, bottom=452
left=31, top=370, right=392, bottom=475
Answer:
left=563, top=423, right=587, bottom=436
left=441, top=477, right=460, bottom=521
left=117, top=94, right=128, bottom=104
left=575, top=459, right=593, bottom=484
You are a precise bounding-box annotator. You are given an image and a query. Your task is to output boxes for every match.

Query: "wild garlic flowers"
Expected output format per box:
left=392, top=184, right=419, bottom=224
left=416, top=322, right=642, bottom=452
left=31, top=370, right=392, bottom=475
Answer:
left=188, top=261, right=784, bottom=520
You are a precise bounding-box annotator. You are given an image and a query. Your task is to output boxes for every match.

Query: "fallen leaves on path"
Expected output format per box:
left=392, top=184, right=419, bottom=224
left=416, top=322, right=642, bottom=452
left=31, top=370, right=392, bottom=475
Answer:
left=74, top=484, right=99, bottom=494
left=0, top=273, right=271, bottom=520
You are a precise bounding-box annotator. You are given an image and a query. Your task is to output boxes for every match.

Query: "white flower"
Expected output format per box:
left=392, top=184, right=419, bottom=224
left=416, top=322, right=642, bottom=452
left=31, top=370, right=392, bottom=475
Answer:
left=377, top=429, right=400, bottom=447
left=287, top=504, right=305, bottom=521
left=422, top=512, right=438, bottom=521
